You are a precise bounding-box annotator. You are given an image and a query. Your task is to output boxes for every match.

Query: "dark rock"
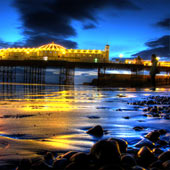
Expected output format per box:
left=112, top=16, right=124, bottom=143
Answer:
left=98, top=164, right=124, bottom=170
left=65, top=162, right=89, bottom=170
left=132, top=165, right=147, bottom=170
left=87, top=125, right=104, bottom=137
left=31, top=160, right=52, bottom=170
left=90, top=140, right=121, bottom=165
left=70, top=152, right=89, bottom=163
left=44, top=152, right=55, bottom=165
left=145, top=130, right=160, bottom=142
left=53, top=158, right=69, bottom=169
left=137, top=146, right=156, bottom=167
left=157, top=140, right=168, bottom=147
left=108, top=138, right=128, bottom=153
left=134, top=138, right=155, bottom=149
left=152, top=148, right=164, bottom=156
left=16, top=159, right=32, bottom=170
left=123, top=116, right=130, bottom=119
left=88, top=116, right=100, bottom=119
left=133, top=126, right=144, bottom=131
left=149, top=168, right=161, bottom=170
left=158, top=151, right=170, bottom=162
left=61, top=151, right=78, bottom=160
left=149, top=160, right=163, bottom=169
left=121, top=154, right=136, bottom=169
left=158, top=129, right=167, bottom=135
left=162, top=160, right=170, bottom=170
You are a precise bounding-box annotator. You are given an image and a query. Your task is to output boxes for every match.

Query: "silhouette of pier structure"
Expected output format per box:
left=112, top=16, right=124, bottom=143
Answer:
left=0, top=60, right=170, bottom=88
left=0, top=65, right=74, bottom=99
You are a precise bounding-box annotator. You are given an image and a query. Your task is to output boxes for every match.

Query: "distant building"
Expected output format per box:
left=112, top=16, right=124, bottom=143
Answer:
left=0, top=42, right=109, bottom=63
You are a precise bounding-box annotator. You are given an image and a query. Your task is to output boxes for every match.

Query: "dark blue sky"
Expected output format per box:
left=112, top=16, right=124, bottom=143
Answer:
left=0, top=0, right=169, bottom=60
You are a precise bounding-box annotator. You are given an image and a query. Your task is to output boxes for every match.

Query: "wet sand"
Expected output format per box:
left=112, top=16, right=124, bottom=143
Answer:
left=0, top=83, right=170, bottom=168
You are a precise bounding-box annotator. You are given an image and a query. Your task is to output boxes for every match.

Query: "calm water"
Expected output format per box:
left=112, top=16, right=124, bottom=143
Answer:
left=0, top=67, right=170, bottom=164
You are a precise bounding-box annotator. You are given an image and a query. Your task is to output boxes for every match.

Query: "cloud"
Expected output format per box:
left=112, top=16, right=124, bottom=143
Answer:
left=83, top=24, right=97, bottom=30
left=23, top=35, right=78, bottom=48
left=10, top=0, right=140, bottom=48
left=155, top=17, right=170, bottom=30
left=0, top=40, right=12, bottom=48
left=132, top=35, right=170, bottom=59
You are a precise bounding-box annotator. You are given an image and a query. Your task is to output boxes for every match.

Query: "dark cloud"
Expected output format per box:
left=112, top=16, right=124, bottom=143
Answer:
left=132, top=35, right=170, bottom=59
left=83, top=24, right=97, bottom=30
left=155, top=17, right=170, bottom=30
left=0, top=40, right=12, bottom=48
left=10, top=0, right=140, bottom=48
left=23, top=35, right=78, bottom=48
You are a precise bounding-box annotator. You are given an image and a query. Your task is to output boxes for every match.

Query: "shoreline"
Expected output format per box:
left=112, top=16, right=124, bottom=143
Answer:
left=87, top=74, right=170, bottom=88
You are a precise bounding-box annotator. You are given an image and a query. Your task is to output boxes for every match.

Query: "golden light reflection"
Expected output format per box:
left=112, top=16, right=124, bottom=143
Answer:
left=44, top=134, right=93, bottom=150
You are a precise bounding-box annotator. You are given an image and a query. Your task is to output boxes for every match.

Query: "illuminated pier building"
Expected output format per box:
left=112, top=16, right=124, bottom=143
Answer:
left=0, top=42, right=109, bottom=63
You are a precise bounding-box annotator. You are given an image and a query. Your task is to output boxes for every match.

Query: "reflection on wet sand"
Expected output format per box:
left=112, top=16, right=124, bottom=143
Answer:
left=0, top=66, right=170, bottom=167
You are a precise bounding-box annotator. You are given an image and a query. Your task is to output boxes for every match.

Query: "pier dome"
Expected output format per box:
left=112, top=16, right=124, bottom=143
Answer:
left=39, top=42, right=66, bottom=50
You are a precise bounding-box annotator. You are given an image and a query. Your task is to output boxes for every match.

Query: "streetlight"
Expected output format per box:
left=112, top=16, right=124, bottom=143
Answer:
left=119, top=54, right=124, bottom=58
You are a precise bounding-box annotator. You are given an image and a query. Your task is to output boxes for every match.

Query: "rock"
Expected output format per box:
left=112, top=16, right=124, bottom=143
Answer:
left=16, top=159, right=32, bottom=170
left=90, top=140, right=121, bottom=165
left=44, top=152, right=55, bottom=166
left=70, top=152, right=89, bottom=163
left=158, top=151, right=170, bottom=162
left=65, top=162, right=89, bottom=170
left=98, top=164, right=124, bottom=170
left=88, top=116, right=100, bottom=119
left=134, top=138, right=155, bottom=149
left=132, top=165, right=147, bottom=170
left=162, top=160, right=170, bottom=170
left=137, top=146, right=156, bottom=167
left=156, top=140, right=168, bottom=147
left=149, top=168, right=161, bottom=170
left=53, top=158, right=69, bottom=169
left=158, top=129, right=167, bottom=135
left=149, top=160, right=163, bottom=169
left=121, top=154, right=136, bottom=169
left=123, top=116, right=130, bottom=119
left=108, top=138, right=128, bottom=153
left=61, top=151, right=78, bottom=160
left=133, top=126, right=144, bottom=131
left=87, top=125, right=104, bottom=137
left=145, top=130, right=160, bottom=142
left=152, top=148, right=164, bottom=156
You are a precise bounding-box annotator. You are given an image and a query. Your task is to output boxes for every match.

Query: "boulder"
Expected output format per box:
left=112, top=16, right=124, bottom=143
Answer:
left=16, top=159, right=32, bottom=170
left=132, top=165, right=147, bottom=170
left=134, top=138, right=155, bottom=149
left=70, top=152, right=89, bottom=163
left=162, top=160, right=170, bottom=170
left=61, top=151, right=78, bottom=160
left=98, top=164, right=124, bottom=170
left=108, top=138, right=128, bottom=153
left=158, top=151, right=170, bottom=162
left=149, top=160, right=163, bottom=169
left=87, top=125, right=104, bottom=137
left=152, top=148, right=164, bottom=156
left=137, top=146, right=156, bottom=167
left=145, top=130, right=160, bottom=142
left=133, top=126, right=144, bottom=131
left=121, top=154, right=136, bottom=169
left=53, top=158, right=69, bottom=169
left=90, top=140, right=121, bottom=165
left=158, top=129, right=167, bottom=135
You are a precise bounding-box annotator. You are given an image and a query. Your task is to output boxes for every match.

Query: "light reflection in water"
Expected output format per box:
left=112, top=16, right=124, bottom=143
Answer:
left=0, top=81, right=170, bottom=160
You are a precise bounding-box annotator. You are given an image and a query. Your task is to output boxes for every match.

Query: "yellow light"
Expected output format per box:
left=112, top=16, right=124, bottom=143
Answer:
left=119, top=54, right=124, bottom=58
left=156, top=57, right=160, bottom=61
left=26, top=51, right=30, bottom=54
